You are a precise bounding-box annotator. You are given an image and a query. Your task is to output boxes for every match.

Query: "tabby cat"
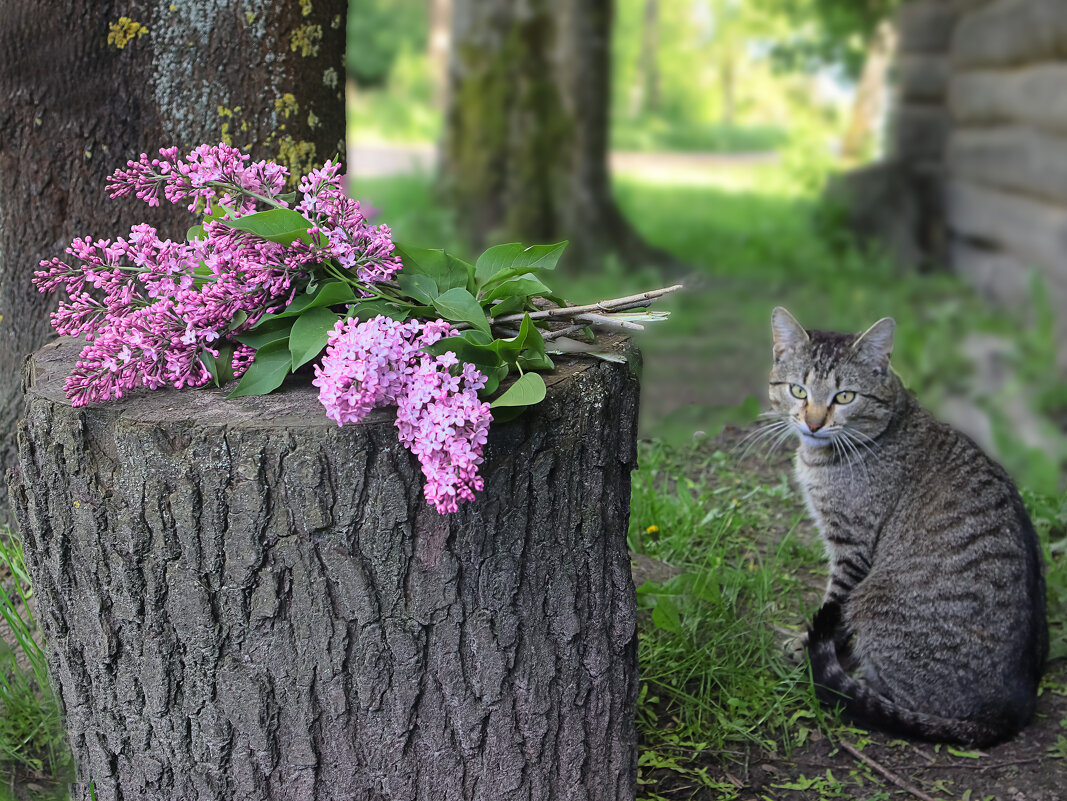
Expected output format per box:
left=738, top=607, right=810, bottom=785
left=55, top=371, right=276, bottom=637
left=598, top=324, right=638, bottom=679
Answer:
left=767, top=307, right=1047, bottom=746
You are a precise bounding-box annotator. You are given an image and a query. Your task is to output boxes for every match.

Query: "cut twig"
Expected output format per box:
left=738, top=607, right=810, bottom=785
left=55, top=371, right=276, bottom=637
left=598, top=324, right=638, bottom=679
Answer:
left=540, top=324, right=586, bottom=341
left=491, top=284, right=683, bottom=325
left=576, top=312, right=644, bottom=331
left=838, top=740, right=938, bottom=801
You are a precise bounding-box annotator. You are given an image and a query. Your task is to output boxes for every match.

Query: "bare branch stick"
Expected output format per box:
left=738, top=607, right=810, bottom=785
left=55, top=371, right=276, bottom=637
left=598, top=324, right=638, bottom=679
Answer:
left=491, top=284, right=683, bottom=325
left=838, top=740, right=938, bottom=801
left=576, top=313, right=644, bottom=331
left=540, top=324, right=586, bottom=341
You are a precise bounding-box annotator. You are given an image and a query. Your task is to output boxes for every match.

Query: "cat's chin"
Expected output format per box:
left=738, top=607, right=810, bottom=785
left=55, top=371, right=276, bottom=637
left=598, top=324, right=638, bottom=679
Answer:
left=797, top=431, right=833, bottom=449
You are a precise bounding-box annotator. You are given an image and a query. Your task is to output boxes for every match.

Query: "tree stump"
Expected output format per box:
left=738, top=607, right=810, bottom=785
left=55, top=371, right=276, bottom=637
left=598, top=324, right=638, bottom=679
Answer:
left=7, top=337, right=640, bottom=801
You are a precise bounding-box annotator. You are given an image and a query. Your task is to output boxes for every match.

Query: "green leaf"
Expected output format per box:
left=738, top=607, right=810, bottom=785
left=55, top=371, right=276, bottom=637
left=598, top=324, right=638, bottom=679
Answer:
left=432, top=287, right=491, bottom=335
left=518, top=352, right=554, bottom=371
left=221, top=208, right=314, bottom=246
left=651, top=596, right=684, bottom=634
left=226, top=310, right=249, bottom=333
left=475, top=241, right=567, bottom=290
left=290, top=307, right=340, bottom=369
left=397, top=273, right=439, bottom=305
left=486, top=295, right=527, bottom=318
left=226, top=339, right=292, bottom=398
left=489, top=313, right=547, bottom=367
left=236, top=317, right=294, bottom=350
left=482, top=274, right=553, bottom=304
left=264, top=280, right=357, bottom=320
left=199, top=351, right=221, bottom=387
left=395, top=244, right=472, bottom=293
left=490, top=372, right=546, bottom=409
left=187, top=224, right=207, bottom=241
left=348, top=299, right=410, bottom=322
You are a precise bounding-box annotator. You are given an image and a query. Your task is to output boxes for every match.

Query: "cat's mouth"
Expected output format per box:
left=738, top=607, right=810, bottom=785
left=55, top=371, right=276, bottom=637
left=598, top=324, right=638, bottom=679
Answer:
left=796, top=429, right=834, bottom=448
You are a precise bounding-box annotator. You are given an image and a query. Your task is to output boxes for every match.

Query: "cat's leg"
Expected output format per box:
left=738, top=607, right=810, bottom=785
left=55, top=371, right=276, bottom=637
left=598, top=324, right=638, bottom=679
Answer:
left=823, top=543, right=873, bottom=604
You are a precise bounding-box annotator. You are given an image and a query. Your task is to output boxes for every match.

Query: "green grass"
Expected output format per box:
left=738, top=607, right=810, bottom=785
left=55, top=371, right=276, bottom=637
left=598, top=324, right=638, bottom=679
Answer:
left=628, top=442, right=822, bottom=753
left=0, top=532, right=72, bottom=800
left=611, top=116, right=787, bottom=153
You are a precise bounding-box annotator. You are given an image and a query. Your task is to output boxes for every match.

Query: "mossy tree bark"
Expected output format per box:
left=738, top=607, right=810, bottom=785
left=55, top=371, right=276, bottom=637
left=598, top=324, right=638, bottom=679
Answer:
left=8, top=338, right=640, bottom=801
left=0, top=0, right=346, bottom=509
left=443, top=0, right=681, bottom=273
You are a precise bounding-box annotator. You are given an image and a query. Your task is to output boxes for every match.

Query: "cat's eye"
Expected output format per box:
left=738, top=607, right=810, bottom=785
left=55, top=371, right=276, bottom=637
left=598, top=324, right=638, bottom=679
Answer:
left=789, top=384, right=807, bottom=400
left=834, top=390, right=856, bottom=405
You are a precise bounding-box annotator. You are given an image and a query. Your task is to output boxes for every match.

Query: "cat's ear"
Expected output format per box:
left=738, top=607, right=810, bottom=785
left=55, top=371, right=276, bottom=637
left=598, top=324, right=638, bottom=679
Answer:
left=852, top=317, right=895, bottom=372
left=771, top=307, right=808, bottom=359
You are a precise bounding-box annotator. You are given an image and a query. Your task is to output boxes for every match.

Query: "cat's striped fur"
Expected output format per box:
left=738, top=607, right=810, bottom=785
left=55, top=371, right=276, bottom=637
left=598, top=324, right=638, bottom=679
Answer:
left=768, top=307, right=1047, bottom=747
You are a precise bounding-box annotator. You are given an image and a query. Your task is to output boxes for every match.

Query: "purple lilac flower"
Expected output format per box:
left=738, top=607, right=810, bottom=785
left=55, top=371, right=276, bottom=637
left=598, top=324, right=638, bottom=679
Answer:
left=38, top=144, right=405, bottom=406
left=314, top=316, right=492, bottom=513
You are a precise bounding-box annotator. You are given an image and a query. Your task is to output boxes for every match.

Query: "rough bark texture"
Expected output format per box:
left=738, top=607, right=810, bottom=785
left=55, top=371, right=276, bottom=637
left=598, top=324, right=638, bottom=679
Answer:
left=0, top=0, right=346, bottom=509
left=442, top=0, right=680, bottom=272
left=8, top=337, right=640, bottom=801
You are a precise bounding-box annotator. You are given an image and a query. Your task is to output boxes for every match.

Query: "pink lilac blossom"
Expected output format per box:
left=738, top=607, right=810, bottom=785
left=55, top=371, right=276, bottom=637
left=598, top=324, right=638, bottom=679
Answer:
left=37, top=225, right=300, bottom=406
left=314, top=316, right=491, bottom=513
left=107, top=144, right=402, bottom=285
left=37, top=144, right=405, bottom=406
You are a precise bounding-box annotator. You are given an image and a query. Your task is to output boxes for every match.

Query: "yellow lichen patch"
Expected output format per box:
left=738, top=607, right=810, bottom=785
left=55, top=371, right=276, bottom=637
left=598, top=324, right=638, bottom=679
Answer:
left=246, top=11, right=255, bottom=23
left=107, top=17, right=148, bottom=50
left=276, top=136, right=317, bottom=187
left=221, top=122, right=232, bottom=145
left=307, top=110, right=319, bottom=129
left=273, top=93, right=299, bottom=119
left=299, top=0, right=313, bottom=16
left=290, top=23, right=322, bottom=57
left=322, top=67, right=338, bottom=90
left=331, top=14, right=342, bottom=29
left=169, top=3, right=177, bottom=11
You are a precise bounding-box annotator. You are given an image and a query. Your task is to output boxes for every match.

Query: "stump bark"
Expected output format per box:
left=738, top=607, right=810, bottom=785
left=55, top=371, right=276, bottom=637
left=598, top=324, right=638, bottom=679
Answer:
left=7, top=338, right=641, bottom=801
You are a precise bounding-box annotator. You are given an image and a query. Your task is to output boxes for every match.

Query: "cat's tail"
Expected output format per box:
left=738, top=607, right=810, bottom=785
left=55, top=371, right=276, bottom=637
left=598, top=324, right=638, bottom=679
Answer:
left=806, top=602, right=1012, bottom=748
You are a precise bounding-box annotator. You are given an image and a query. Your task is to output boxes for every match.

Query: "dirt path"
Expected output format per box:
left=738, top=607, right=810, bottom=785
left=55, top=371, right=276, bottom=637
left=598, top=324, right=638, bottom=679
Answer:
left=347, top=142, right=778, bottom=178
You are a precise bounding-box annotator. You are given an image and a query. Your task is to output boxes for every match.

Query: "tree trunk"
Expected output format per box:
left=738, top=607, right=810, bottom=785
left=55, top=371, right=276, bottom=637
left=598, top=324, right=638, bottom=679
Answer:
left=8, top=337, right=640, bottom=801
left=842, top=19, right=897, bottom=160
left=442, top=0, right=682, bottom=272
left=719, top=54, right=736, bottom=127
left=0, top=0, right=346, bottom=510
left=428, top=0, right=453, bottom=110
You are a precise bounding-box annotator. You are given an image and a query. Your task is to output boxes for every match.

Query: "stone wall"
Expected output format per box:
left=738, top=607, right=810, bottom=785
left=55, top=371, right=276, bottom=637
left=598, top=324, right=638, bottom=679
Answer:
left=883, top=0, right=1067, bottom=364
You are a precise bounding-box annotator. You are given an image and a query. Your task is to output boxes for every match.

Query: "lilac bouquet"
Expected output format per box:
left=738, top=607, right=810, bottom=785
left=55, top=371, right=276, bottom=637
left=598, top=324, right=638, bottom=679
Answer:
left=37, top=143, right=678, bottom=513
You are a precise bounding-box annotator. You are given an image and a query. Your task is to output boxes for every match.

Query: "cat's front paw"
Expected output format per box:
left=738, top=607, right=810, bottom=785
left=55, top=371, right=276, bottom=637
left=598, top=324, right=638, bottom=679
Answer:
left=776, top=626, right=809, bottom=665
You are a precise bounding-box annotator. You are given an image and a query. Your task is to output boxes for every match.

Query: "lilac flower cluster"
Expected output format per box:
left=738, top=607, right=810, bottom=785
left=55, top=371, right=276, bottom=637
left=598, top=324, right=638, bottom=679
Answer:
left=36, top=144, right=403, bottom=406
left=314, top=316, right=492, bottom=513
left=34, top=223, right=295, bottom=405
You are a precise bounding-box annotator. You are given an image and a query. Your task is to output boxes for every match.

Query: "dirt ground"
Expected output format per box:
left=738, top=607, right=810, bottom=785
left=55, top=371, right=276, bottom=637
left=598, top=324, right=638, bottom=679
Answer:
left=638, top=425, right=1067, bottom=801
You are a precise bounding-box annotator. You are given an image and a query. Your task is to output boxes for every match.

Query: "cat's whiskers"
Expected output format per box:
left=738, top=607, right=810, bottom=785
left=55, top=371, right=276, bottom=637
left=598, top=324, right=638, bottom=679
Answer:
left=735, top=418, right=791, bottom=461
left=833, top=428, right=870, bottom=485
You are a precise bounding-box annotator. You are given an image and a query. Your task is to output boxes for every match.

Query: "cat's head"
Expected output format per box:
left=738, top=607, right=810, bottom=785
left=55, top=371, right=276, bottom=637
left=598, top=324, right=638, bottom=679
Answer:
left=768, top=307, right=898, bottom=450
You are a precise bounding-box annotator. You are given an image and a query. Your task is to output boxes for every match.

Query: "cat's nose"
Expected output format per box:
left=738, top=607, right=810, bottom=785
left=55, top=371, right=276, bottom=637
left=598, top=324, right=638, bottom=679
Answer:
left=805, top=407, right=828, bottom=432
